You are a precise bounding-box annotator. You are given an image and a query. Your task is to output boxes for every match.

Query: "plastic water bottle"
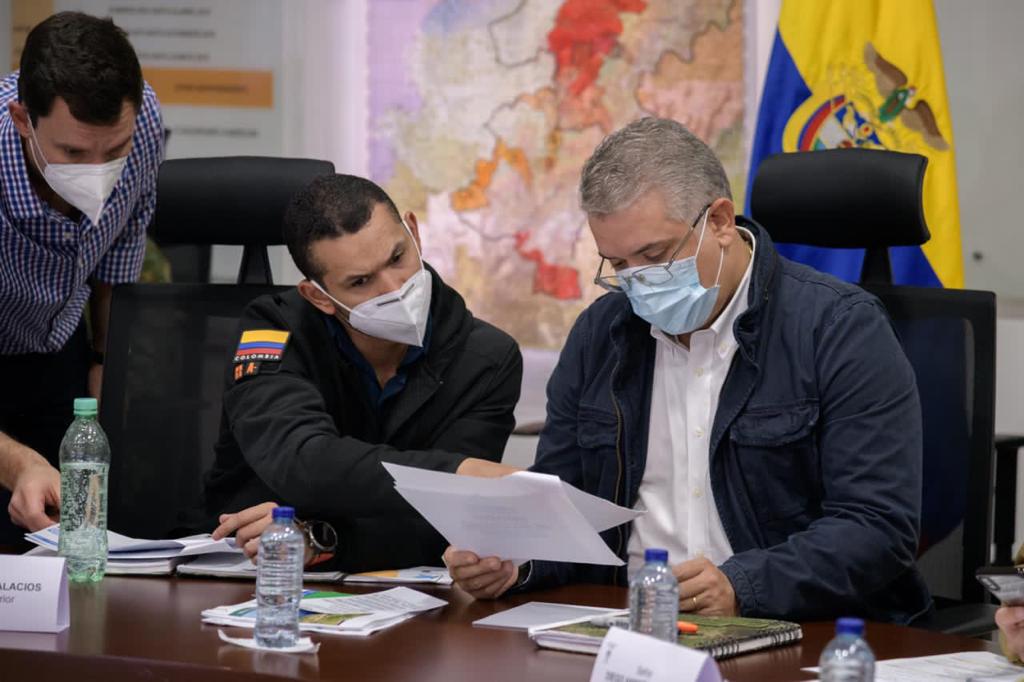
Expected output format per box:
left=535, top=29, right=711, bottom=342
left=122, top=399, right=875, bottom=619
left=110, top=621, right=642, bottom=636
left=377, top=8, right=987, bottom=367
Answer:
left=628, top=548, right=679, bottom=642
left=819, top=617, right=876, bottom=681
left=58, top=397, right=110, bottom=583
left=255, top=506, right=305, bottom=648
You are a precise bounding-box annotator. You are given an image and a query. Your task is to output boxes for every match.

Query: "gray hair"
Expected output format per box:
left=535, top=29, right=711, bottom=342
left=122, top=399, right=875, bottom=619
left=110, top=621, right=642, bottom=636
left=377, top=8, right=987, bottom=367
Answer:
left=579, top=117, right=732, bottom=223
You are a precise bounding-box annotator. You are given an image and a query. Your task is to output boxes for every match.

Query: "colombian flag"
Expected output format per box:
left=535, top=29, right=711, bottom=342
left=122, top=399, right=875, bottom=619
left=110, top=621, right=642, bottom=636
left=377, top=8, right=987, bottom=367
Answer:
left=747, top=1, right=963, bottom=288
left=234, top=329, right=289, bottom=363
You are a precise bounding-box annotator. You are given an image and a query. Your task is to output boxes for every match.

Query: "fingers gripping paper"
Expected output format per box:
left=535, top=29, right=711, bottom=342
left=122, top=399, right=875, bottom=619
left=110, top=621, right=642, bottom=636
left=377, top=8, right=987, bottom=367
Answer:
left=382, top=464, right=642, bottom=565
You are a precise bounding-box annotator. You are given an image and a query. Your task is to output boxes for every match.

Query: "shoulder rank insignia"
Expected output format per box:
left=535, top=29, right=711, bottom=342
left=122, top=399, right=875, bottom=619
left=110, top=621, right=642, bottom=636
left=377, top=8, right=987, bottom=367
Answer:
left=233, top=329, right=290, bottom=364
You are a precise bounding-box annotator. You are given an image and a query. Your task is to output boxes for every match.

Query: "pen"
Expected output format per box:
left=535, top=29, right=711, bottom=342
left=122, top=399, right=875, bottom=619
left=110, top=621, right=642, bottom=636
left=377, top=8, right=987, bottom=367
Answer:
left=677, top=620, right=699, bottom=634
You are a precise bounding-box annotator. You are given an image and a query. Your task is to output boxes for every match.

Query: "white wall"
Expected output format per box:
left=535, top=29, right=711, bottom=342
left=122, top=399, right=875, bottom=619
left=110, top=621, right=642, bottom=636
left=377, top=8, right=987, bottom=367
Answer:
left=933, top=0, right=1024, bottom=554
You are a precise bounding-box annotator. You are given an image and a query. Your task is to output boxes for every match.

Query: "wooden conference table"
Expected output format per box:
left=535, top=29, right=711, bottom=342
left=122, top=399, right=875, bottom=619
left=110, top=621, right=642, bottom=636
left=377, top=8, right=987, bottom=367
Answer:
left=0, top=575, right=997, bottom=681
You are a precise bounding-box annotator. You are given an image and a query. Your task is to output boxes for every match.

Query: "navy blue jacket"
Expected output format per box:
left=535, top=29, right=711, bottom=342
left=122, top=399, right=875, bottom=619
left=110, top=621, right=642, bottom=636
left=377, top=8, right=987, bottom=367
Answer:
left=525, top=219, right=932, bottom=624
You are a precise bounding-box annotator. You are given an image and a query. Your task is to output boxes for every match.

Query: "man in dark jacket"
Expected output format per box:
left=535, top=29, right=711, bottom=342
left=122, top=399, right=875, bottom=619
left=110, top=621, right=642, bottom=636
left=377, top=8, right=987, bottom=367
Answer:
left=206, top=174, right=521, bottom=571
left=446, top=118, right=931, bottom=624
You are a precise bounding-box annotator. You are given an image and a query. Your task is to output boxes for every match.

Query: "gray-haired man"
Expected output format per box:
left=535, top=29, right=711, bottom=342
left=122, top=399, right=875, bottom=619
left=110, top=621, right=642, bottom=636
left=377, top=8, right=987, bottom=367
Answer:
left=445, top=117, right=932, bottom=624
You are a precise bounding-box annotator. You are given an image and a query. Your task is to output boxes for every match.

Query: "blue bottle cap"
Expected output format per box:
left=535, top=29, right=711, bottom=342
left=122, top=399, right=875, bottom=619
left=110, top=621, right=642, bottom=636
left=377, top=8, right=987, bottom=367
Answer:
left=272, top=506, right=295, bottom=521
left=835, top=617, right=865, bottom=636
left=644, top=548, right=669, bottom=563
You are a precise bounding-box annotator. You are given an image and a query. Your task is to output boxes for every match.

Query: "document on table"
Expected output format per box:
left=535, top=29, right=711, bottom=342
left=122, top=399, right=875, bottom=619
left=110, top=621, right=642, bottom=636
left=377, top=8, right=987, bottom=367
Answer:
left=26, top=524, right=240, bottom=560
left=300, top=587, right=446, bottom=616
left=804, top=651, right=1024, bottom=681
left=472, top=602, right=628, bottom=631
left=177, top=553, right=345, bottom=582
left=383, top=463, right=642, bottom=565
left=201, top=587, right=447, bottom=637
left=25, top=525, right=242, bottom=575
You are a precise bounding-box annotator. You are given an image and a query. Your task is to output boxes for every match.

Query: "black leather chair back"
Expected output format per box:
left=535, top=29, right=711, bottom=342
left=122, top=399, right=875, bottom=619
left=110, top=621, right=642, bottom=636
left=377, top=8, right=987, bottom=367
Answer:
left=751, top=149, right=930, bottom=282
left=152, top=157, right=334, bottom=283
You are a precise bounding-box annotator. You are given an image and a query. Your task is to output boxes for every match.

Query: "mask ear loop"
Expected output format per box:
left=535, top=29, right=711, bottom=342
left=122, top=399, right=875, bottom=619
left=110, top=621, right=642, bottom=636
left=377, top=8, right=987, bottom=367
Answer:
left=401, top=217, right=427, bottom=272
left=26, top=119, right=50, bottom=175
left=693, top=207, right=725, bottom=288
left=310, top=279, right=354, bottom=313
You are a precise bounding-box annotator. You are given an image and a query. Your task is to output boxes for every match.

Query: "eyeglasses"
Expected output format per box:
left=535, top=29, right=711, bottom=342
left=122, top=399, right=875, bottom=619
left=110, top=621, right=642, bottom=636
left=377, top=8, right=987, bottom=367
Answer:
left=593, top=204, right=711, bottom=292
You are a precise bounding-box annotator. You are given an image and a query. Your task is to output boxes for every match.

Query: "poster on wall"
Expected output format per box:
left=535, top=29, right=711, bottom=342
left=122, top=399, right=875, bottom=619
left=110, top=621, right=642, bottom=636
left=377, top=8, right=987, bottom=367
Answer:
left=368, top=0, right=751, bottom=415
left=9, top=0, right=284, bottom=159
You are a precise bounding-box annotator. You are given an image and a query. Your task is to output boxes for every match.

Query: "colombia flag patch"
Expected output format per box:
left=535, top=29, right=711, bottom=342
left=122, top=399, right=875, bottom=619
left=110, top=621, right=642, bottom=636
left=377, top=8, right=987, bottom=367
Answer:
left=233, top=329, right=289, bottom=364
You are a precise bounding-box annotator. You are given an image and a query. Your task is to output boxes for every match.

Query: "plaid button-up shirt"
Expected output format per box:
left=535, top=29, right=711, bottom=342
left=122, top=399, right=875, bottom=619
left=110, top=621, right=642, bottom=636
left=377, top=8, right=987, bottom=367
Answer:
left=0, top=71, right=164, bottom=354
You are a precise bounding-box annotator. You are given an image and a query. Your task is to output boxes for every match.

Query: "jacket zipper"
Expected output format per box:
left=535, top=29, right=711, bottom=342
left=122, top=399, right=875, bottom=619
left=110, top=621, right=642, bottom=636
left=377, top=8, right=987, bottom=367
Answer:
left=609, top=363, right=625, bottom=584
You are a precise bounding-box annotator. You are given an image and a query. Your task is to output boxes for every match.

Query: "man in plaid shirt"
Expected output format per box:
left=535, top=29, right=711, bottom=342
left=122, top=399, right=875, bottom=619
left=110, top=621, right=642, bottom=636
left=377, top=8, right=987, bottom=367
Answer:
left=0, top=12, right=163, bottom=542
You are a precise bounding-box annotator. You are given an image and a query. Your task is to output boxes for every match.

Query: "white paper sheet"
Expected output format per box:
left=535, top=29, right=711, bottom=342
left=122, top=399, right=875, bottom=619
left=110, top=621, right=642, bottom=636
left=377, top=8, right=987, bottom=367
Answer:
left=299, top=587, right=446, bottom=616
left=472, top=602, right=628, bottom=631
left=383, top=463, right=641, bottom=565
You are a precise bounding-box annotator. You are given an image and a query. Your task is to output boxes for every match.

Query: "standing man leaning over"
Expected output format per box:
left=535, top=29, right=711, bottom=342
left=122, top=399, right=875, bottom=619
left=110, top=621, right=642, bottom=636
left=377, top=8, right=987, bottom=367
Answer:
left=0, top=12, right=164, bottom=540
left=446, top=118, right=931, bottom=624
left=207, top=175, right=521, bottom=571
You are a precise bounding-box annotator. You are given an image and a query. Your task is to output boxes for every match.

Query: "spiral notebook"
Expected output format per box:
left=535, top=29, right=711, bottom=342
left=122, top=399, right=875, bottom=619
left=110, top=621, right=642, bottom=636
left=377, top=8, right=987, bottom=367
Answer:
left=529, top=613, right=802, bottom=660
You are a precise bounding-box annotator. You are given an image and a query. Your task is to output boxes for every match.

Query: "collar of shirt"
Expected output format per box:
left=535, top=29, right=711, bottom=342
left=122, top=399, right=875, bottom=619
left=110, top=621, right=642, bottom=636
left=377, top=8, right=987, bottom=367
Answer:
left=649, top=226, right=757, bottom=360
left=323, top=312, right=432, bottom=409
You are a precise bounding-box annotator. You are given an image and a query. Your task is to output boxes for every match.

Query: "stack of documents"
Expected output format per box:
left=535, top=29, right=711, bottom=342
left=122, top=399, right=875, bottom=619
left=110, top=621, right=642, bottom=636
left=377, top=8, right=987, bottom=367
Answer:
left=202, top=586, right=447, bottom=637
left=383, top=463, right=643, bottom=565
left=25, top=524, right=241, bottom=575
left=178, top=553, right=345, bottom=582
left=178, top=554, right=452, bottom=585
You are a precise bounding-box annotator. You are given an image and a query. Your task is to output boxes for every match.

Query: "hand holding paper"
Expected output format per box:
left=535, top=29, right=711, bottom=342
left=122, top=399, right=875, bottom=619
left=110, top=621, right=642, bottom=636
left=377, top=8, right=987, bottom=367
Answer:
left=386, top=463, right=641, bottom=599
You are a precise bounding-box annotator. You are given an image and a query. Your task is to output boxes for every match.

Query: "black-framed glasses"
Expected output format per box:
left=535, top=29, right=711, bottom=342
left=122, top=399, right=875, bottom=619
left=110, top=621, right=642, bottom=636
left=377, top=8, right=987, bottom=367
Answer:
left=593, top=203, right=711, bottom=292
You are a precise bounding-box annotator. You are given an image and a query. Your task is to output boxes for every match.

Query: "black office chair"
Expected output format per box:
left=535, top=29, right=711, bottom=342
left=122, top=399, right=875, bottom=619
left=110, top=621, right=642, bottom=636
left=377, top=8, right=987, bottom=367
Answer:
left=101, top=156, right=332, bottom=537
left=751, top=149, right=999, bottom=636
left=151, top=156, right=334, bottom=284
left=102, top=283, right=288, bottom=539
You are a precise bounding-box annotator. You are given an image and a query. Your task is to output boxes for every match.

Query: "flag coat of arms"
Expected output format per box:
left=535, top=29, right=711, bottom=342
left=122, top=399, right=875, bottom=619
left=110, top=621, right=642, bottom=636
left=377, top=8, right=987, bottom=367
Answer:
left=747, top=0, right=963, bottom=287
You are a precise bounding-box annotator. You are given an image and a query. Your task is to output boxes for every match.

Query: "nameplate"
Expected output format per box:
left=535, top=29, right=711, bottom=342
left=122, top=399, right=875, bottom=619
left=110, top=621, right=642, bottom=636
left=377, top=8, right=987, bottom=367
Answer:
left=0, top=556, right=69, bottom=633
left=590, top=627, right=721, bottom=682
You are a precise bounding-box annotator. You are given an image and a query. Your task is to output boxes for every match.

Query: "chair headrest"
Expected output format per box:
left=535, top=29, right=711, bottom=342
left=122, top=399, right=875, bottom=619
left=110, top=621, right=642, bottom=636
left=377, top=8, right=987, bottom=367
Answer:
left=749, top=149, right=930, bottom=248
left=151, top=156, right=335, bottom=246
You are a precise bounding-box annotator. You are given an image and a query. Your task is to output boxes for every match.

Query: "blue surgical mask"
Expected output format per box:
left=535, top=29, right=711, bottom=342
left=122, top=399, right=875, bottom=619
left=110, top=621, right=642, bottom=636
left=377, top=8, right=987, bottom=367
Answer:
left=620, top=209, right=724, bottom=335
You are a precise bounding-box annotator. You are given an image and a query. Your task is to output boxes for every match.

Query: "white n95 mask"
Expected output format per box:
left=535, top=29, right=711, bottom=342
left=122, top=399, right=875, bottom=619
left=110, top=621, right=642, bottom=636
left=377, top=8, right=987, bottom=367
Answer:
left=311, top=220, right=432, bottom=347
left=28, top=121, right=127, bottom=226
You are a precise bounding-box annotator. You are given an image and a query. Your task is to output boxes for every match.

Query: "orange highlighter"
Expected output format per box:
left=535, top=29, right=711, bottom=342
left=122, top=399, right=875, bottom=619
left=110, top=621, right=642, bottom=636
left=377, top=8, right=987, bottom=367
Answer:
left=677, top=620, right=700, bottom=634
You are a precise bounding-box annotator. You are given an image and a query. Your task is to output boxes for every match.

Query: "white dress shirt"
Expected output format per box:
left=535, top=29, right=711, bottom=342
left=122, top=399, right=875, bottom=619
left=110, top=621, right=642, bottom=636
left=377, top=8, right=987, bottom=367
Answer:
left=627, top=228, right=756, bottom=577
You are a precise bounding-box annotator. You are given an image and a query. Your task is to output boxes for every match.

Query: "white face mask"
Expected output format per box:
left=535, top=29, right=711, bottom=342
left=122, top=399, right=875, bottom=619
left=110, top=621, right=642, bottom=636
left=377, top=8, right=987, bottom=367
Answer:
left=28, top=120, right=127, bottom=225
left=311, top=220, right=432, bottom=347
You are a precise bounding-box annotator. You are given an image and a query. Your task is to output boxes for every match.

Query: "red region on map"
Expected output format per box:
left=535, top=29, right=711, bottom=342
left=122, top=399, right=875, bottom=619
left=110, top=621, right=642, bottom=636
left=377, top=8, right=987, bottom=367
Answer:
left=514, top=231, right=582, bottom=300
left=547, top=0, right=647, bottom=96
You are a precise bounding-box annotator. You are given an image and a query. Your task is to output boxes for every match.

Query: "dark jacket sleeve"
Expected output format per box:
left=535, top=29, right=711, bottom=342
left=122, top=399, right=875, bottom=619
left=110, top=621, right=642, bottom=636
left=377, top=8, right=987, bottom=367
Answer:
left=429, top=336, right=522, bottom=461
left=719, top=298, right=925, bottom=619
left=227, top=373, right=468, bottom=519
left=223, top=300, right=484, bottom=520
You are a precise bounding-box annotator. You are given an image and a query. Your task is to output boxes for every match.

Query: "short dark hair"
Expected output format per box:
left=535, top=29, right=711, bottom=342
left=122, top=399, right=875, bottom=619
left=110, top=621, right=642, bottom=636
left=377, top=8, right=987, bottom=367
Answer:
left=19, top=11, right=143, bottom=125
left=284, top=174, right=403, bottom=281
